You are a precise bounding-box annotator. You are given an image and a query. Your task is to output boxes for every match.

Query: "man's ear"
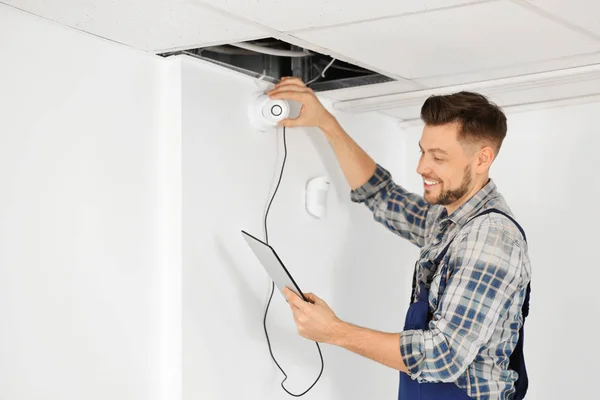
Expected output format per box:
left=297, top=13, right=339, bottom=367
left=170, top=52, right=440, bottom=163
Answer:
left=476, top=145, right=495, bottom=173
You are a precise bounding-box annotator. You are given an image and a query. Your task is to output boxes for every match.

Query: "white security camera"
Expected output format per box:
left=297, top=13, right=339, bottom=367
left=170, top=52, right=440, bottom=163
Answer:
left=248, top=94, right=290, bottom=132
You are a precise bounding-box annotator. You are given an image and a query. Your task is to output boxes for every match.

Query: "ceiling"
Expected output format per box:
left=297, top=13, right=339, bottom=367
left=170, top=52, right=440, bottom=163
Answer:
left=3, top=0, right=600, bottom=120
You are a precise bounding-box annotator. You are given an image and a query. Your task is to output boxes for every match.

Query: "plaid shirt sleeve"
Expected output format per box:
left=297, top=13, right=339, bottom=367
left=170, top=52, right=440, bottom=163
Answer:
left=350, top=164, right=431, bottom=247
left=399, top=218, right=525, bottom=382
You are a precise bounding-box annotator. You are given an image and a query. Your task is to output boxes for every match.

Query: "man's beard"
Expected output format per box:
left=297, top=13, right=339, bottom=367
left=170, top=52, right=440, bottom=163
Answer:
left=426, top=165, right=472, bottom=206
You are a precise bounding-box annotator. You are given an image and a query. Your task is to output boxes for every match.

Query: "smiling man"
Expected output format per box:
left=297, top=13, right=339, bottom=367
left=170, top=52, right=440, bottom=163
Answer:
left=268, top=78, right=531, bottom=400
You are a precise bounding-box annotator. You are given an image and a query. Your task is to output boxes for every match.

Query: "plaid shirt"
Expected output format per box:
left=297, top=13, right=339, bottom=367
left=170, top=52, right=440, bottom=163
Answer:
left=351, top=164, right=531, bottom=400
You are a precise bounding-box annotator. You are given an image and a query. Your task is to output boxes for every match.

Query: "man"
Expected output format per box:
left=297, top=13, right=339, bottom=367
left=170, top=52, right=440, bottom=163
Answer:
left=267, top=77, right=531, bottom=400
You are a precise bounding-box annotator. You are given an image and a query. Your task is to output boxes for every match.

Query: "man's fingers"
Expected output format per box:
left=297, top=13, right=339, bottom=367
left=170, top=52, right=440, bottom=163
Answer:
left=282, top=287, right=296, bottom=303
left=277, top=117, right=306, bottom=128
left=277, top=76, right=307, bottom=87
left=291, top=310, right=306, bottom=337
left=288, top=299, right=301, bottom=310
left=268, top=85, right=311, bottom=98
left=304, top=292, right=318, bottom=304
left=268, top=90, right=309, bottom=104
left=283, top=287, right=308, bottom=310
left=269, top=79, right=310, bottom=94
left=304, top=294, right=316, bottom=304
left=304, top=292, right=324, bottom=305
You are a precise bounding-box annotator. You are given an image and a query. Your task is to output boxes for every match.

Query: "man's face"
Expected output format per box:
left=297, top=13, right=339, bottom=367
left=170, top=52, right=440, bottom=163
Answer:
left=417, top=123, right=477, bottom=209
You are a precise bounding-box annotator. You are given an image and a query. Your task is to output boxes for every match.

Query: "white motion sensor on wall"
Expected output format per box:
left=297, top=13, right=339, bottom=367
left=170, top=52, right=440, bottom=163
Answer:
left=305, top=176, right=330, bottom=219
left=248, top=93, right=290, bottom=132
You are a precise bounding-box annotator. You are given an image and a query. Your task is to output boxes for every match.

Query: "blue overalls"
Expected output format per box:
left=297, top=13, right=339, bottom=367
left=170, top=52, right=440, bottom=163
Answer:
left=398, top=209, right=530, bottom=400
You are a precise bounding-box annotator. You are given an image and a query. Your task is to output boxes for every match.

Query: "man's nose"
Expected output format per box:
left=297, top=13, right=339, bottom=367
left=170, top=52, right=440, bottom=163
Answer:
left=417, top=157, right=429, bottom=176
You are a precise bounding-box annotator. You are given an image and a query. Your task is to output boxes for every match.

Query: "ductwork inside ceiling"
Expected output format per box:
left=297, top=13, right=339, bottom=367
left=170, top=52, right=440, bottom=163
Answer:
left=158, top=38, right=395, bottom=92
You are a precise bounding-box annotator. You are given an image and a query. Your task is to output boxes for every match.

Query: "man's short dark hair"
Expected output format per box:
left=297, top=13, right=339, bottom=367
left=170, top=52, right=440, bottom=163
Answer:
left=420, top=91, right=507, bottom=155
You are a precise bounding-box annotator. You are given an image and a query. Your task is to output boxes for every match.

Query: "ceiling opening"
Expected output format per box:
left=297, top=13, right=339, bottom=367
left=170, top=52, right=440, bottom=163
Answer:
left=158, top=38, right=395, bottom=92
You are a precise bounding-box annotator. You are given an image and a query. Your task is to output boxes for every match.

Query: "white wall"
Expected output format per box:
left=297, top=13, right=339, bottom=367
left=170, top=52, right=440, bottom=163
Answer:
left=0, top=5, right=172, bottom=400
left=180, top=56, right=417, bottom=400
left=400, top=101, right=600, bottom=400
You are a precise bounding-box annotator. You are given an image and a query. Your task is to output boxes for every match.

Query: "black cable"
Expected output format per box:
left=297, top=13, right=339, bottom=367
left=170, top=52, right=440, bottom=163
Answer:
left=262, top=126, right=325, bottom=397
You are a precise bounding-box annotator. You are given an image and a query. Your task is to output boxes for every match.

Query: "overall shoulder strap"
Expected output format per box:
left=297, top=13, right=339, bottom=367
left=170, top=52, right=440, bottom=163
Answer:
left=410, top=208, right=529, bottom=311
left=472, top=208, right=527, bottom=242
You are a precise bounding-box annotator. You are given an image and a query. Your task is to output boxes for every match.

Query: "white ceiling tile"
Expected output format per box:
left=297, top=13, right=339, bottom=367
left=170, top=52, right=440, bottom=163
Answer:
left=414, top=52, right=600, bottom=87
left=376, top=70, right=600, bottom=121
left=321, top=81, right=422, bottom=101
left=197, top=0, right=479, bottom=32
left=523, top=0, right=600, bottom=37
left=295, top=1, right=600, bottom=79
left=1, top=0, right=268, bottom=51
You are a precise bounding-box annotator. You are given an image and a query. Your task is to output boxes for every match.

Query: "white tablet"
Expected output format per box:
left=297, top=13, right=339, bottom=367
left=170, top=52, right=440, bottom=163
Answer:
left=241, top=230, right=308, bottom=302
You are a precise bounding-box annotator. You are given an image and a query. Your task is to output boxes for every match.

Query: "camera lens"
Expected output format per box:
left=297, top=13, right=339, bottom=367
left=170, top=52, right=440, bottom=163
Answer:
left=271, top=105, right=283, bottom=116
